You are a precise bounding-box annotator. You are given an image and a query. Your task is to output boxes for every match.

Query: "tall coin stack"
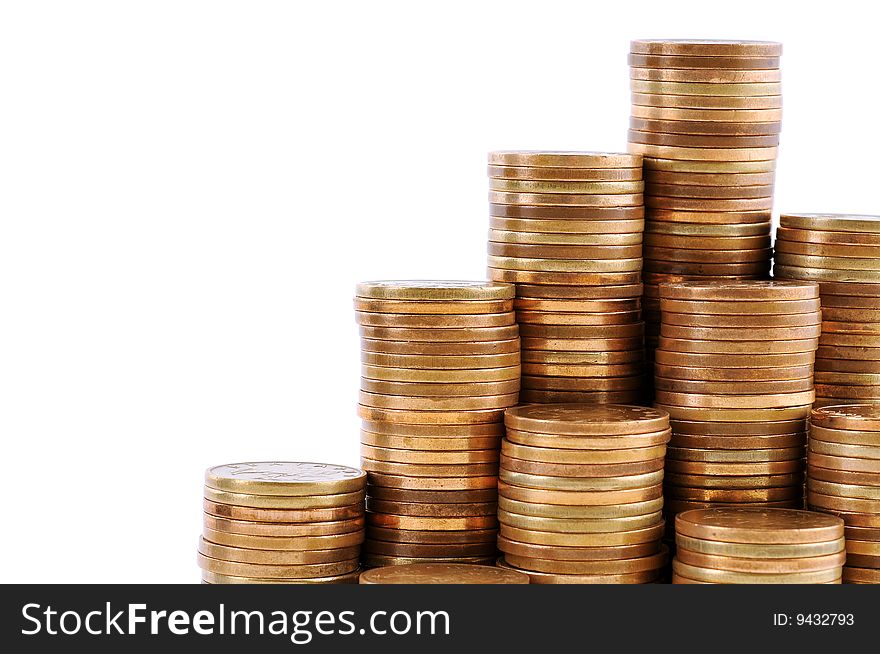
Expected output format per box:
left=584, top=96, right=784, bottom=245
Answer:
left=355, top=281, right=520, bottom=567
left=672, top=507, right=845, bottom=584
left=486, top=151, right=647, bottom=405
left=198, top=462, right=366, bottom=584
left=627, top=40, right=782, bottom=372
left=808, top=405, right=880, bottom=585
left=497, top=404, right=670, bottom=583
left=655, top=281, right=820, bottom=538
left=773, top=213, right=880, bottom=407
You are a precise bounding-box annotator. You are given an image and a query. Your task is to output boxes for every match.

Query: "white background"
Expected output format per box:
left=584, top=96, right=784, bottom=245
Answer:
left=1, top=1, right=876, bottom=583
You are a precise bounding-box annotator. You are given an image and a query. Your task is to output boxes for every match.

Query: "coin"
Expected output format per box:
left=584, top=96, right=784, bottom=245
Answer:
left=499, top=522, right=665, bottom=547
left=361, top=540, right=498, bottom=557
left=663, top=407, right=806, bottom=428
left=356, top=280, right=515, bottom=301
left=664, top=472, right=803, bottom=490
left=498, top=481, right=662, bottom=506
left=665, top=486, right=802, bottom=502
left=516, top=284, right=644, bottom=301
left=775, top=227, right=880, bottom=246
left=488, top=255, right=642, bottom=273
left=203, top=514, right=364, bottom=538
left=630, top=79, right=782, bottom=96
left=675, top=507, right=843, bottom=544
left=360, top=444, right=498, bottom=464
left=811, top=405, right=880, bottom=431
left=522, top=350, right=643, bottom=365
left=354, top=298, right=513, bottom=314
left=203, top=499, right=364, bottom=523
left=365, top=472, right=497, bottom=491
left=659, top=297, right=820, bottom=314
left=367, top=498, right=496, bottom=517
left=675, top=549, right=845, bottom=574
left=362, top=554, right=496, bottom=566
left=521, top=337, right=644, bottom=352
left=366, top=486, right=497, bottom=504
left=359, top=379, right=520, bottom=398
left=503, top=548, right=667, bottom=575
left=647, top=221, right=771, bottom=237
left=500, top=559, right=662, bottom=584
left=500, top=455, right=664, bottom=478
left=490, top=242, right=643, bottom=259
left=657, top=337, right=818, bottom=354
left=809, top=439, right=880, bottom=461
left=630, top=67, right=781, bottom=83
left=504, top=427, right=668, bottom=450
left=630, top=130, right=780, bottom=150
left=665, top=460, right=804, bottom=475
left=488, top=165, right=641, bottom=181
left=361, top=458, right=498, bottom=477
left=630, top=40, right=782, bottom=57
left=489, top=191, right=643, bottom=207
left=660, top=312, right=819, bottom=328
left=672, top=418, right=807, bottom=436
left=809, top=424, right=880, bottom=446
left=490, top=268, right=642, bottom=286
left=201, top=569, right=361, bottom=584
left=628, top=53, right=780, bottom=68
left=630, top=143, right=779, bottom=162
left=520, top=376, right=645, bottom=392
left=499, top=469, right=665, bottom=492
left=775, top=264, right=880, bottom=283
left=360, top=432, right=500, bottom=451
left=645, top=260, right=769, bottom=275
left=774, top=240, right=880, bottom=258
left=499, top=496, right=663, bottom=519
left=498, top=509, right=662, bottom=533
left=203, top=488, right=363, bottom=510
left=356, top=311, right=515, bottom=328
left=807, top=465, right=880, bottom=487
left=366, top=513, right=497, bottom=530
left=360, top=365, right=520, bottom=383
left=359, top=324, right=519, bottom=342
left=807, top=491, right=880, bottom=514
left=366, top=526, right=497, bottom=544
left=497, top=536, right=660, bottom=561
left=358, top=391, right=518, bottom=411
left=505, top=404, right=669, bottom=435
left=360, top=337, right=520, bottom=356
left=361, top=562, right=527, bottom=584
left=631, top=105, right=782, bottom=122
left=776, top=254, right=880, bottom=272
left=202, top=528, right=364, bottom=552
left=809, top=452, right=880, bottom=474
left=661, top=325, right=820, bottom=341
left=642, top=158, right=778, bottom=173
left=645, top=170, right=776, bottom=186
left=502, top=440, right=666, bottom=464
left=654, top=349, right=815, bottom=367
left=489, top=179, right=645, bottom=194
left=814, top=384, right=880, bottom=400
left=808, top=479, right=880, bottom=501
left=675, top=533, right=844, bottom=559
left=819, top=307, right=880, bottom=323
left=631, top=117, right=781, bottom=136
left=490, top=229, right=643, bottom=246
left=666, top=445, right=805, bottom=462
left=197, top=551, right=359, bottom=577
left=490, top=202, right=645, bottom=219
left=780, top=213, right=880, bottom=233
left=670, top=433, right=805, bottom=450
left=631, top=92, right=782, bottom=110
left=518, top=389, right=644, bottom=404
left=204, top=462, right=365, bottom=497
left=647, top=234, right=772, bottom=251
left=360, top=420, right=504, bottom=438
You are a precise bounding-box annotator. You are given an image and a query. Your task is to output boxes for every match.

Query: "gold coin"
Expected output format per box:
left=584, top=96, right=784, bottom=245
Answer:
left=814, top=384, right=880, bottom=400
left=646, top=184, right=776, bottom=201
left=498, top=508, right=662, bottom=533
left=502, top=440, right=666, bottom=464
left=489, top=217, right=645, bottom=235
left=489, top=229, right=643, bottom=246
left=499, top=469, right=665, bottom=492
left=361, top=540, right=498, bottom=558
left=488, top=151, right=641, bottom=168
left=490, top=268, right=642, bottom=286
left=498, top=481, right=663, bottom=505
left=807, top=465, right=880, bottom=488
left=500, top=455, right=663, bottom=478
left=641, top=157, right=777, bottom=173
left=630, top=40, right=782, bottom=57
left=631, top=92, right=782, bottom=110
left=660, top=312, right=820, bottom=328
left=203, top=487, right=363, bottom=510
left=521, top=336, right=644, bottom=352
left=498, top=536, right=659, bottom=561
left=658, top=337, right=818, bottom=355
left=361, top=458, right=497, bottom=478
left=488, top=164, right=642, bottom=181
left=675, top=507, right=842, bottom=544
left=647, top=210, right=772, bottom=227
left=776, top=254, right=880, bottom=272
left=358, top=391, right=518, bottom=412
left=499, top=522, right=664, bottom=547
left=356, top=280, right=514, bottom=301
left=202, top=527, right=364, bottom=551
left=203, top=499, right=364, bottom=523
left=657, top=404, right=812, bottom=423
left=809, top=439, right=880, bottom=461
left=775, top=264, right=880, bottom=284
left=202, top=569, right=361, bottom=584
left=657, top=388, right=816, bottom=407
left=487, top=255, right=642, bottom=273
left=203, top=514, right=364, bottom=538
left=661, top=324, right=821, bottom=341
left=675, top=534, right=843, bottom=559
left=667, top=445, right=805, bottom=462
left=366, top=499, right=496, bottom=517
left=808, top=479, right=880, bottom=501
left=500, top=559, right=662, bottom=584
left=361, top=432, right=500, bottom=451
left=648, top=222, right=771, bottom=238
left=505, top=404, right=669, bottom=435
left=654, top=350, right=816, bottom=368
left=365, top=473, right=497, bottom=491
left=490, top=202, right=645, bottom=220
left=490, top=243, right=643, bottom=260
left=360, top=351, right=521, bottom=370
left=366, top=513, right=497, bottom=531
left=198, top=542, right=360, bottom=568
left=675, top=549, right=845, bottom=574
left=630, top=67, right=781, bottom=83
left=631, top=130, right=779, bottom=150
left=360, top=562, right=527, bottom=584
left=664, top=472, right=803, bottom=490
left=809, top=424, right=880, bottom=447
left=360, top=444, right=498, bottom=465
left=205, top=462, right=365, bottom=497
left=356, top=311, right=515, bottom=328
left=196, top=554, right=360, bottom=580
left=846, top=539, right=880, bottom=556
left=360, top=364, right=519, bottom=383
left=359, top=324, right=519, bottom=342
left=360, top=337, right=520, bottom=356
left=354, top=298, right=513, bottom=314
left=780, top=213, right=880, bottom=233
left=489, top=178, right=645, bottom=194
left=503, top=548, right=667, bottom=575
left=632, top=116, right=781, bottom=136
left=489, top=191, right=643, bottom=207
left=630, top=143, right=779, bottom=162
left=628, top=52, right=780, bottom=69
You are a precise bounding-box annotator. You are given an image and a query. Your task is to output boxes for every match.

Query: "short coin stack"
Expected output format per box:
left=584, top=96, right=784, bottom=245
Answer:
left=655, top=281, right=820, bottom=528
left=486, top=151, right=646, bottom=405
left=773, top=213, right=880, bottom=408
left=355, top=281, right=521, bottom=567
left=497, top=404, right=670, bottom=583
left=672, top=507, right=845, bottom=584
left=198, top=462, right=366, bottom=584
left=359, top=562, right=529, bottom=584
left=808, top=405, right=880, bottom=584
left=627, top=40, right=782, bottom=370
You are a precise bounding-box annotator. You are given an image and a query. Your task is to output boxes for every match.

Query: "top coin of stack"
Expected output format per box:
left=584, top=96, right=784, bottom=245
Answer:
left=355, top=281, right=520, bottom=567
left=359, top=562, right=529, bottom=584
left=807, top=405, right=880, bottom=584
left=673, top=507, right=845, bottom=584
left=487, top=151, right=647, bottom=405
left=627, top=40, right=782, bottom=371
left=773, top=213, right=880, bottom=407
left=198, top=462, right=366, bottom=584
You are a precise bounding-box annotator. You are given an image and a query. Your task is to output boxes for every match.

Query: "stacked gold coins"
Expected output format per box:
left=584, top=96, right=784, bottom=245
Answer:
left=486, top=151, right=647, bottom=405
left=773, top=213, right=880, bottom=407
left=627, top=40, right=782, bottom=369
left=655, top=281, right=820, bottom=531
left=496, top=404, right=670, bottom=583
left=672, top=507, right=845, bottom=584
left=198, top=462, right=366, bottom=584
left=355, top=281, right=520, bottom=566
left=808, top=405, right=880, bottom=584
left=359, top=562, right=529, bottom=584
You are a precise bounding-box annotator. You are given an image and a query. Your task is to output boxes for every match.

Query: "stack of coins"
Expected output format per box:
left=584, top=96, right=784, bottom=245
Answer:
left=672, top=507, right=845, bottom=584
left=486, top=151, right=647, bottom=405
left=359, top=562, right=529, bottom=584
left=198, top=462, right=366, bottom=584
left=355, top=281, right=521, bottom=566
left=773, top=213, right=880, bottom=407
left=627, top=40, right=782, bottom=369
left=496, top=404, right=670, bottom=583
left=808, top=405, right=880, bottom=585
left=655, top=281, right=820, bottom=530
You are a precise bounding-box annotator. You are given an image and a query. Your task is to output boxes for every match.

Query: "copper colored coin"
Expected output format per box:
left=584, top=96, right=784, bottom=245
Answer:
left=489, top=191, right=643, bottom=207
left=670, top=432, right=805, bottom=450
left=845, top=525, right=880, bottom=542
left=627, top=53, right=780, bottom=69
left=775, top=240, right=880, bottom=259
left=660, top=324, right=821, bottom=341
left=514, top=283, right=644, bottom=299
left=488, top=164, right=642, bottom=181
left=648, top=246, right=771, bottom=263
left=675, top=534, right=844, bottom=559
left=360, top=433, right=500, bottom=452
left=664, top=471, right=803, bottom=490
left=502, top=440, right=666, bottom=464
left=490, top=229, right=643, bottom=246
left=361, top=458, right=497, bottom=478
left=361, top=540, right=498, bottom=558
left=358, top=392, right=518, bottom=412
left=366, top=513, right=498, bottom=531
left=675, top=507, right=843, bottom=544
left=808, top=439, right=880, bottom=460
left=359, top=379, right=519, bottom=398
left=630, top=130, right=779, bottom=149
left=655, top=363, right=813, bottom=381
left=655, top=390, right=815, bottom=409
left=630, top=40, right=782, bottom=57
left=498, top=558, right=662, bottom=584
left=500, top=454, right=664, bottom=478
left=522, top=350, right=643, bottom=365
left=631, top=116, right=781, bottom=136
left=814, top=359, right=880, bottom=374
left=665, top=499, right=802, bottom=514
left=814, top=384, right=880, bottom=400
left=675, top=548, right=845, bottom=574
left=665, top=459, right=804, bottom=475
left=488, top=151, right=641, bottom=168
left=641, top=158, right=777, bottom=175
left=498, top=496, right=664, bottom=519
left=645, top=260, right=769, bottom=276
left=361, top=554, right=497, bottom=567
left=645, top=170, right=776, bottom=186
left=366, top=526, right=497, bottom=545
left=776, top=254, right=880, bottom=272
left=198, top=539, right=360, bottom=566
left=665, top=486, right=802, bottom=503
left=775, top=264, right=880, bottom=284
left=811, top=405, right=880, bottom=431
left=518, top=389, right=644, bottom=404
left=489, top=242, right=643, bottom=260
left=775, top=227, right=880, bottom=247
left=360, top=420, right=504, bottom=438
left=631, top=92, right=782, bottom=110
left=499, top=522, right=665, bottom=547
left=498, top=509, right=663, bottom=534
left=203, top=499, right=364, bottom=524
left=660, top=312, right=819, bottom=328
left=667, top=445, right=805, bottom=463
left=202, top=527, right=364, bottom=552
left=365, top=473, right=497, bottom=491
left=197, top=553, right=359, bottom=579
left=503, top=548, right=668, bottom=575
left=356, top=281, right=515, bottom=302
left=815, top=346, right=880, bottom=363
left=498, top=536, right=660, bottom=561
left=655, top=349, right=816, bottom=368
left=808, top=479, right=880, bottom=501
left=809, top=424, right=880, bottom=447
left=505, top=404, right=670, bottom=435
left=807, top=491, right=880, bottom=514
left=360, top=337, right=520, bottom=356
left=521, top=337, right=645, bottom=352
left=498, top=481, right=663, bottom=506
left=655, top=377, right=813, bottom=394
left=366, top=499, right=497, bottom=518
left=630, top=103, right=782, bottom=121
left=357, top=405, right=505, bottom=425
left=630, top=66, right=781, bottom=83
left=360, top=351, right=520, bottom=370
left=820, top=307, right=880, bottom=323
left=489, top=203, right=645, bottom=220
left=515, top=310, right=642, bottom=326
left=504, top=427, right=669, bottom=450
left=520, top=375, right=645, bottom=393
left=203, top=514, right=364, bottom=538
left=659, top=298, right=820, bottom=315
left=806, top=465, right=880, bottom=487
left=201, top=570, right=362, bottom=585
left=490, top=268, right=642, bottom=286
left=660, top=280, right=817, bottom=301
left=499, top=469, right=665, bottom=492
left=514, top=296, right=641, bottom=312
left=367, top=485, right=497, bottom=504
left=645, top=196, right=775, bottom=211
left=359, top=324, right=519, bottom=343
left=657, top=337, right=818, bottom=355
left=354, top=298, right=514, bottom=315
left=670, top=418, right=807, bottom=436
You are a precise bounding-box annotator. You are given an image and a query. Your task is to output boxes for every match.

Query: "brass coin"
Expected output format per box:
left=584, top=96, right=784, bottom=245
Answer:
left=628, top=53, right=780, bottom=69
left=202, top=528, right=364, bottom=552
left=658, top=404, right=812, bottom=423
left=660, top=324, right=821, bottom=341
left=504, top=427, right=669, bottom=451
left=775, top=227, right=880, bottom=246
left=198, top=542, right=360, bottom=567
left=366, top=513, right=497, bottom=531
left=361, top=540, right=498, bottom=558
left=489, top=217, right=645, bottom=235
left=630, top=40, right=783, bottom=57
left=489, top=229, right=643, bottom=246
left=632, top=117, right=781, bottom=136
left=356, top=281, right=515, bottom=302
left=360, top=365, right=519, bottom=383
left=499, top=469, right=665, bottom=492
left=354, top=298, right=513, bottom=314
left=660, top=312, right=819, bottom=328
left=676, top=549, right=845, bottom=574
left=664, top=472, right=803, bottom=490
left=518, top=323, right=644, bottom=338
left=665, top=486, right=803, bottom=503
left=774, top=264, right=880, bottom=284
left=774, top=240, right=880, bottom=259
left=366, top=526, right=496, bottom=545
left=365, top=473, right=497, bottom=491
left=675, top=507, right=842, bottom=544
left=359, top=324, right=519, bottom=342
left=659, top=297, right=820, bottom=314
left=809, top=453, right=880, bottom=474
left=646, top=233, right=771, bottom=249
left=487, top=255, right=642, bottom=273
left=645, top=170, right=776, bottom=186
left=489, top=191, right=643, bottom=207
left=776, top=254, right=880, bottom=272
left=807, top=490, right=880, bottom=514
left=361, top=444, right=499, bottom=465
left=809, top=439, right=880, bottom=460
left=356, top=311, right=514, bottom=328
left=203, top=488, right=363, bottom=510
left=203, top=499, right=364, bottom=524
left=517, top=389, right=644, bottom=404
left=811, top=404, right=880, bottom=431
left=490, top=268, right=642, bottom=286
left=655, top=349, right=816, bottom=368
left=490, top=242, right=643, bottom=259
left=489, top=178, right=645, bottom=194
left=670, top=433, right=805, bottom=450
left=502, top=440, right=666, bottom=464
left=361, top=458, right=497, bottom=477
left=499, top=496, right=664, bottom=519
left=358, top=391, right=518, bottom=412
left=666, top=445, right=805, bottom=462
left=366, top=499, right=496, bottom=517
left=201, top=569, right=361, bottom=585
left=499, top=522, right=665, bottom=547
left=360, top=562, right=525, bottom=584
left=808, top=479, right=880, bottom=501
left=488, top=164, right=642, bottom=181
left=631, top=92, right=782, bottom=110
left=498, top=536, right=660, bottom=561
left=505, top=404, right=670, bottom=435
left=630, top=67, right=781, bottom=83
left=780, top=213, right=880, bottom=234
left=488, top=151, right=641, bottom=168
left=359, top=379, right=520, bottom=398
left=520, top=375, right=645, bottom=392
left=503, top=549, right=667, bottom=575
left=641, top=158, right=777, bottom=173
left=366, top=486, right=497, bottom=504
left=630, top=130, right=779, bottom=149
left=501, top=455, right=664, bottom=478
left=807, top=465, right=880, bottom=487
left=198, top=553, right=359, bottom=579
left=490, top=202, right=645, bottom=220
left=205, top=462, right=365, bottom=497
left=498, top=481, right=662, bottom=506
left=360, top=337, right=520, bottom=356
left=658, top=337, right=818, bottom=354
left=522, top=350, right=643, bottom=365
left=665, top=459, right=804, bottom=475
left=809, top=424, right=880, bottom=447
left=521, top=337, right=644, bottom=352
left=361, top=351, right=520, bottom=370
left=360, top=420, right=504, bottom=438
left=498, top=509, right=663, bottom=533
left=675, top=534, right=844, bottom=559
left=360, top=432, right=500, bottom=451
left=630, top=143, right=779, bottom=162
left=516, top=283, right=644, bottom=300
